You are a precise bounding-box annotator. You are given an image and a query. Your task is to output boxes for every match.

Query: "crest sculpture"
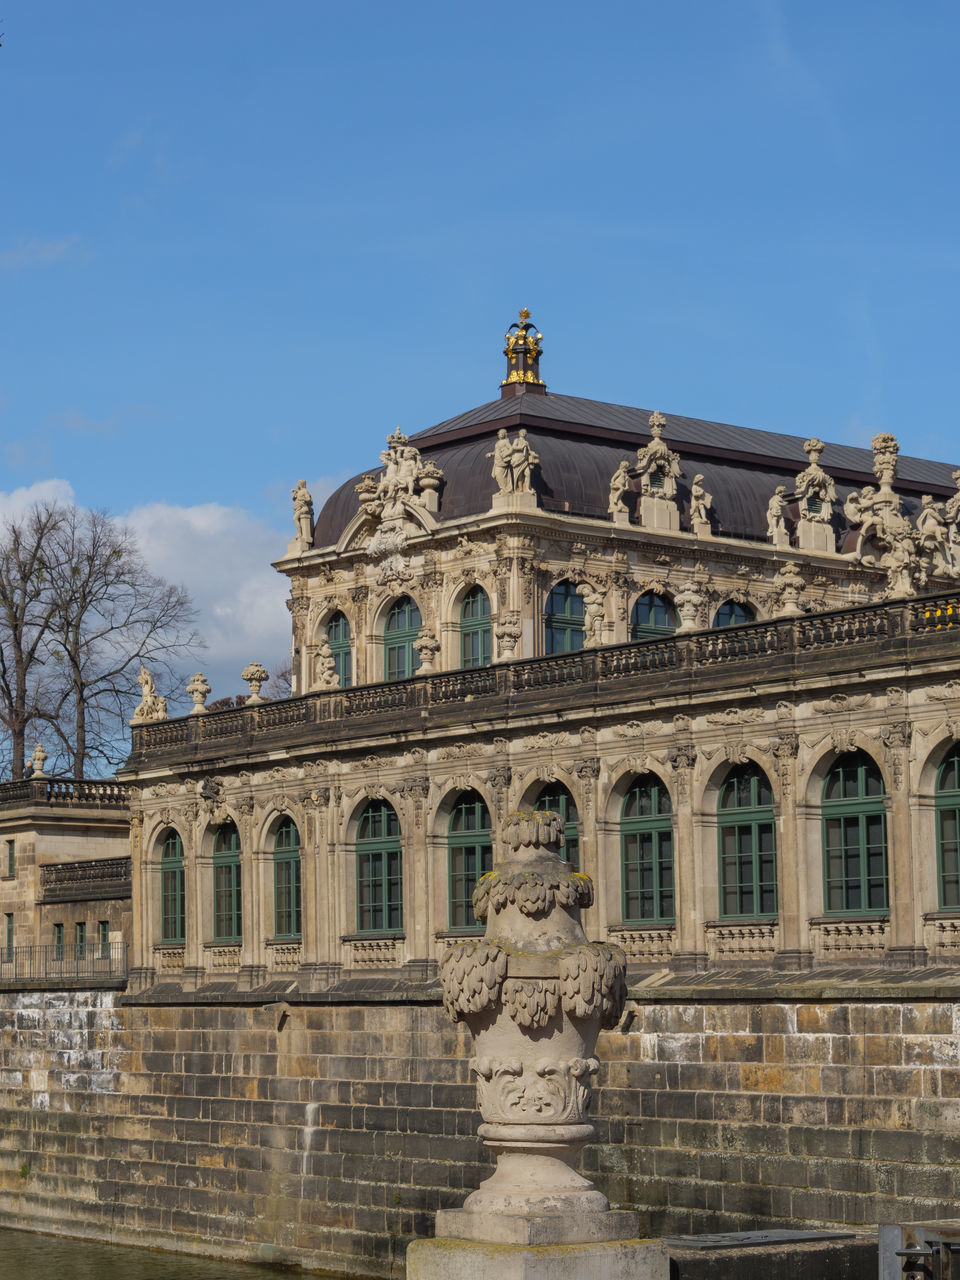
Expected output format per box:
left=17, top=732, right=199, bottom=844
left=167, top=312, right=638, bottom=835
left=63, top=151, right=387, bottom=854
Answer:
left=419, top=807, right=664, bottom=1280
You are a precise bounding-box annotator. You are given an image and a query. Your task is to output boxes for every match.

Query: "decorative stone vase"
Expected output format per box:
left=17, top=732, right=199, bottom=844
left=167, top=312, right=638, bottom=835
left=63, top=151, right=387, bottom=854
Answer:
left=439, top=809, right=626, bottom=1218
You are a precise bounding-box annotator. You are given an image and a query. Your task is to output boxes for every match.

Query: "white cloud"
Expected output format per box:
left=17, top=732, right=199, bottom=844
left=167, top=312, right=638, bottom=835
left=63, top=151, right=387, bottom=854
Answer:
left=0, top=479, right=75, bottom=522
left=125, top=500, right=292, bottom=702
left=0, top=235, right=86, bottom=272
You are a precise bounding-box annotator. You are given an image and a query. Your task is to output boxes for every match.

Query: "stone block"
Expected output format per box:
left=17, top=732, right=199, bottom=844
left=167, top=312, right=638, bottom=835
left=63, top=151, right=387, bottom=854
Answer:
left=407, top=1237, right=668, bottom=1280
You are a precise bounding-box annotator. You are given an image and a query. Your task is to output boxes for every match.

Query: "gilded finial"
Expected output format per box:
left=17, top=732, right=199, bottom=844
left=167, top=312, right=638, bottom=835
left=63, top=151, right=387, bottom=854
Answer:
left=501, top=308, right=546, bottom=395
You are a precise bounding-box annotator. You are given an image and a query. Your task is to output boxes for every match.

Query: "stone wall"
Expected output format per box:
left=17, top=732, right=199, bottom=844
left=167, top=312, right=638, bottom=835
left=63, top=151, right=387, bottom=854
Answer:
left=0, top=986, right=957, bottom=1276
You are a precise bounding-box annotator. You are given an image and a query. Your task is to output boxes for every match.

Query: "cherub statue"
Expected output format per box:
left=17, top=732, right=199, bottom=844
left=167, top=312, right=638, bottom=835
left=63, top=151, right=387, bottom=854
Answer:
left=766, top=485, right=788, bottom=541
left=608, top=460, right=632, bottom=516
left=131, top=665, right=168, bottom=724
left=690, top=474, right=712, bottom=525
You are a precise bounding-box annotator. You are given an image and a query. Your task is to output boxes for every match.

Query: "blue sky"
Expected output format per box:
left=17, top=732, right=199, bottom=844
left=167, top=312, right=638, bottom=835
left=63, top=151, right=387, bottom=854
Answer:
left=1, top=1, right=958, bottom=696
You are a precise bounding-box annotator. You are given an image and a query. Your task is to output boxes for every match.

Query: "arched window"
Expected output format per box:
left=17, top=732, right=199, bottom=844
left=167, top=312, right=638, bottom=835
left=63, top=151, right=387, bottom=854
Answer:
left=160, top=830, right=185, bottom=944
left=713, top=599, right=756, bottom=628
left=621, top=774, right=674, bottom=923
left=534, top=781, right=580, bottom=868
left=385, top=596, right=422, bottom=680
left=273, top=817, right=302, bottom=939
left=213, top=822, right=242, bottom=942
left=356, top=800, right=402, bottom=933
left=937, top=745, right=960, bottom=909
left=630, top=592, right=677, bottom=642
left=822, top=751, right=887, bottom=913
left=718, top=764, right=777, bottom=918
left=449, top=791, right=492, bottom=930
left=544, top=580, right=585, bottom=654
left=460, top=585, right=492, bottom=669
left=326, top=612, right=352, bottom=689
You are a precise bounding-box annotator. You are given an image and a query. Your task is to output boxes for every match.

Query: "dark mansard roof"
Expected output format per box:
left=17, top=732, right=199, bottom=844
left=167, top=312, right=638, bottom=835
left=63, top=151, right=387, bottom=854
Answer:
left=312, top=388, right=960, bottom=550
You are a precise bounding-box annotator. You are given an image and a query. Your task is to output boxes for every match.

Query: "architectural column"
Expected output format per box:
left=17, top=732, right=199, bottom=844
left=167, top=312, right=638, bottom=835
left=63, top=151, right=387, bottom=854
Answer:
left=238, top=804, right=266, bottom=989
left=671, top=747, right=704, bottom=969
left=772, top=734, right=810, bottom=967
left=887, top=753, right=924, bottom=964
left=127, top=813, right=153, bottom=988
left=401, top=779, right=434, bottom=980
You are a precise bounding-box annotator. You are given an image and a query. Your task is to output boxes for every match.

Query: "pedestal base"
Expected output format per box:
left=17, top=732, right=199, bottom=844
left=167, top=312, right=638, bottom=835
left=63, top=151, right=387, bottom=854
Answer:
left=407, top=1237, right=668, bottom=1280
left=797, top=519, right=835, bottom=552
left=436, top=1208, right=640, bottom=1245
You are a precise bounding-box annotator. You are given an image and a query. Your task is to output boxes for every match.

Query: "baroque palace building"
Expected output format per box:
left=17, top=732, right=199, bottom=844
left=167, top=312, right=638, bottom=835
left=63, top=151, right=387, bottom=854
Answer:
left=100, top=309, right=960, bottom=994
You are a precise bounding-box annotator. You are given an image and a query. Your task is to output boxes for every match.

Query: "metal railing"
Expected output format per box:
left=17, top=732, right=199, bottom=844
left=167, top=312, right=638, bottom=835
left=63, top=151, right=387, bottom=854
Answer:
left=127, top=587, right=960, bottom=758
left=0, top=941, right=128, bottom=984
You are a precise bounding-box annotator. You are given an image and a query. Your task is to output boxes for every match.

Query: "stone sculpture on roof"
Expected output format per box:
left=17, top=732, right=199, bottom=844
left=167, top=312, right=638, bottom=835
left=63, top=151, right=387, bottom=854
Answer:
left=355, top=428, right=444, bottom=527
left=291, top=479, right=314, bottom=546
left=690, top=473, right=712, bottom=533
left=795, top=438, right=836, bottom=521
left=488, top=428, right=540, bottom=496
left=634, top=411, right=681, bottom=499
left=130, top=665, right=167, bottom=725
left=766, top=485, right=790, bottom=548
left=607, top=459, right=632, bottom=521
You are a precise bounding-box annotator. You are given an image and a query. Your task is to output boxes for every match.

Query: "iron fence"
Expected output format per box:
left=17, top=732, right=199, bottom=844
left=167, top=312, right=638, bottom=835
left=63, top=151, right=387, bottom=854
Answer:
left=0, top=941, right=128, bottom=984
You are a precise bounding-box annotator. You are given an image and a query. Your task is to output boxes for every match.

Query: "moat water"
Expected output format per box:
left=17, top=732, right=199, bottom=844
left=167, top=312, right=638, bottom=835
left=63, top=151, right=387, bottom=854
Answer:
left=0, top=1226, right=351, bottom=1279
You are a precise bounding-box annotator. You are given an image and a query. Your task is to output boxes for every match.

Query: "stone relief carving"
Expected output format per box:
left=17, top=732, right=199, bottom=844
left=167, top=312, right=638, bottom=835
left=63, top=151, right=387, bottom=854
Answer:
left=812, top=693, right=872, bottom=713
left=614, top=720, right=664, bottom=740
left=705, top=708, right=765, bottom=726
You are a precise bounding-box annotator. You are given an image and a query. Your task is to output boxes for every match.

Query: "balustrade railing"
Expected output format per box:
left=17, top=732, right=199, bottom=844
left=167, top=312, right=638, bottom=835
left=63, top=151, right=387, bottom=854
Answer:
left=127, top=588, right=960, bottom=757
left=0, top=942, right=128, bottom=985
left=0, top=777, right=130, bottom=810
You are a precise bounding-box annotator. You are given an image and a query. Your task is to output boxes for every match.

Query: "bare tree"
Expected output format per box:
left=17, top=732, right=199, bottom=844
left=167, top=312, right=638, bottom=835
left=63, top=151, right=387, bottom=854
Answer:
left=0, top=502, right=64, bottom=778
left=42, top=507, right=203, bottom=778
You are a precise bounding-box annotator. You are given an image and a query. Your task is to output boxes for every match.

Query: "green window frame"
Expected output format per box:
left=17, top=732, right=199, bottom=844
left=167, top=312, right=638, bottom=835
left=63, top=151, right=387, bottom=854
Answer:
left=718, top=764, right=777, bottom=918
left=98, top=920, right=109, bottom=959
left=460, top=585, right=492, bottom=669
left=938, top=744, right=960, bottom=909
left=326, top=611, right=352, bottom=688
left=4, top=914, right=12, bottom=962
left=621, top=773, right=675, bottom=923
left=534, top=782, right=580, bottom=869
left=160, top=830, right=185, bottom=944
left=449, top=791, right=492, bottom=930
left=213, top=822, right=243, bottom=942
left=822, top=751, right=888, bottom=914
left=713, top=599, right=756, bottom=628
left=75, top=921, right=86, bottom=960
left=356, top=800, right=403, bottom=933
left=53, top=922, right=64, bottom=961
left=385, top=596, right=422, bottom=681
left=630, top=591, right=677, bottom=642
left=273, top=817, right=302, bottom=938
left=5, top=839, right=13, bottom=877
left=544, top=580, right=585, bottom=654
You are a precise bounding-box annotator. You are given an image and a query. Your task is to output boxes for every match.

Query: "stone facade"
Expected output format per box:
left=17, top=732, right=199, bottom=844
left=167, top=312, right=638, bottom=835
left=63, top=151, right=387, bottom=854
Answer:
left=0, top=986, right=956, bottom=1274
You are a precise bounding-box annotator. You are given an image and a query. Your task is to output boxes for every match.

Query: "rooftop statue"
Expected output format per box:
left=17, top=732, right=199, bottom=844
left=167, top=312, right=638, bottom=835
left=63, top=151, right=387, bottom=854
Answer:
left=487, top=428, right=540, bottom=496
left=130, top=665, right=167, bottom=725
left=356, top=427, right=444, bottom=525
left=634, top=411, right=681, bottom=500
left=794, top=438, right=836, bottom=523
left=291, top=478, right=314, bottom=546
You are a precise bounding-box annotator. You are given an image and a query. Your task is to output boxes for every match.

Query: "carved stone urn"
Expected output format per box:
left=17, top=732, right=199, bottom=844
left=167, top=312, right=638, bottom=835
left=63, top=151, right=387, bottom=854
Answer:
left=438, top=809, right=633, bottom=1235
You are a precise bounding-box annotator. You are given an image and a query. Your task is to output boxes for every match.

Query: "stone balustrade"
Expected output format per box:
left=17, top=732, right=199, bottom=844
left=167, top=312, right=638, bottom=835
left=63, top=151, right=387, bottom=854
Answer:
left=127, top=588, right=960, bottom=762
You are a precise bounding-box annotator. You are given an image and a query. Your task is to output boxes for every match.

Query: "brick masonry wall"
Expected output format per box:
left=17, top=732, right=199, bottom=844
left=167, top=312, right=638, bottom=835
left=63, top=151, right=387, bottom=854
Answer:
left=0, top=990, right=957, bottom=1276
